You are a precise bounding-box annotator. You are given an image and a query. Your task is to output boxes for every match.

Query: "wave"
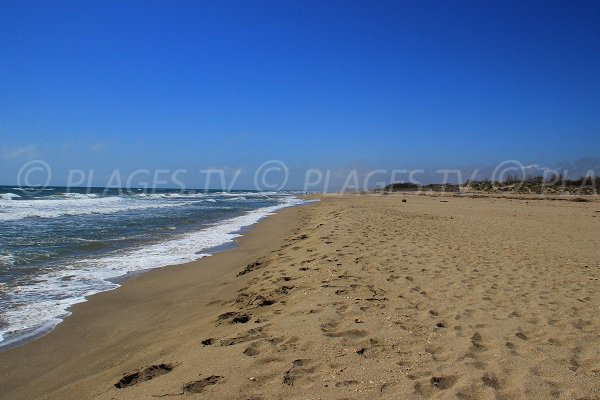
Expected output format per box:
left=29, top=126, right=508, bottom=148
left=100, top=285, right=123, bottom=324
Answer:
left=218, top=191, right=279, bottom=197
left=0, top=196, right=195, bottom=222
left=135, top=192, right=254, bottom=200
left=0, top=193, right=21, bottom=200
left=136, top=193, right=205, bottom=199
left=0, top=191, right=269, bottom=221
left=54, top=193, right=99, bottom=199
left=0, top=196, right=306, bottom=346
left=0, top=253, right=16, bottom=267
left=9, top=187, right=54, bottom=191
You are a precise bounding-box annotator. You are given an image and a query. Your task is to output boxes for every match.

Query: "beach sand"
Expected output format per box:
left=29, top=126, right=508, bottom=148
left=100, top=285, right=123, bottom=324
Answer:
left=1, top=194, right=599, bottom=399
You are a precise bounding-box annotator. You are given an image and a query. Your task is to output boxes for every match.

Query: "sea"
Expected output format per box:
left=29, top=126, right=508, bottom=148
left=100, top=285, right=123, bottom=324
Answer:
left=0, top=186, right=306, bottom=348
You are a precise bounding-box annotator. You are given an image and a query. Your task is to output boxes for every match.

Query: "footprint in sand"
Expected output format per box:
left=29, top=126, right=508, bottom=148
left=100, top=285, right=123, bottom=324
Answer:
left=282, top=359, right=317, bottom=386
left=430, top=375, right=458, bottom=390
left=471, top=332, right=487, bottom=351
left=481, top=373, right=501, bottom=389
left=220, top=327, right=266, bottom=346
left=323, top=329, right=368, bottom=339
left=114, top=363, right=176, bottom=388
left=217, top=311, right=252, bottom=324
left=183, top=375, right=225, bottom=393
left=252, top=295, right=277, bottom=307
left=515, top=332, right=528, bottom=340
left=243, top=343, right=260, bottom=356
left=237, top=261, right=263, bottom=276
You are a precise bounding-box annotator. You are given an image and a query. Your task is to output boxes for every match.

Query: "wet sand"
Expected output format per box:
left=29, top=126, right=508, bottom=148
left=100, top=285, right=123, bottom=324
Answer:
left=1, top=194, right=599, bottom=399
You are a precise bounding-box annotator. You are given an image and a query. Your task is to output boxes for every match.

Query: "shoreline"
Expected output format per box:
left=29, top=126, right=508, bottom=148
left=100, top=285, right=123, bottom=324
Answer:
left=0, top=237, right=240, bottom=352
left=0, top=203, right=310, bottom=398
left=1, top=194, right=599, bottom=399
left=0, top=196, right=312, bottom=351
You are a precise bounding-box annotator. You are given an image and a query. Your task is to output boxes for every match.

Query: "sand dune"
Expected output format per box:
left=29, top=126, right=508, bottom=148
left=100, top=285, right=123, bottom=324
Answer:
left=1, top=194, right=599, bottom=399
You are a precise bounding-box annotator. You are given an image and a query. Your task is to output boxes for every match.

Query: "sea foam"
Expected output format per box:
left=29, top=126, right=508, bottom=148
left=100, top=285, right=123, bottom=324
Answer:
left=0, top=196, right=306, bottom=347
left=0, top=195, right=195, bottom=222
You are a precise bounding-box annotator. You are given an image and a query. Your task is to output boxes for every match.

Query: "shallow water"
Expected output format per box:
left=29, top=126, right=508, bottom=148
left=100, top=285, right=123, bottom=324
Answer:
left=0, top=186, right=303, bottom=346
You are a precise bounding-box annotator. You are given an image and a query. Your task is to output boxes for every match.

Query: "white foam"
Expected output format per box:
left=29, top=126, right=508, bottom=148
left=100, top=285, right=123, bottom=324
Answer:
left=57, top=193, right=99, bottom=199
left=0, top=253, right=16, bottom=267
left=0, top=193, right=21, bottom=200
left=136, top=192, right=210, bottom=199
left=0, top=196, right=307, bottom=346
left=218, top=191, right=279, bottom=197
left=0, top=195, right=195, bottom=222
left=135, top=193, right=260, bottom=201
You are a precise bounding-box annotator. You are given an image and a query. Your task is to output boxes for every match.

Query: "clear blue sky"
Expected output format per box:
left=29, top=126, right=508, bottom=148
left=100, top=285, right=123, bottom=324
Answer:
left=1, top=0, right=599, bottom=188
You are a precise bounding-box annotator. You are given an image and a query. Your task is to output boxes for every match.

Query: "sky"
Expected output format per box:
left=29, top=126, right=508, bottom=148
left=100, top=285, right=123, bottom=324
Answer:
left=1, top=0, right=599, bottom=189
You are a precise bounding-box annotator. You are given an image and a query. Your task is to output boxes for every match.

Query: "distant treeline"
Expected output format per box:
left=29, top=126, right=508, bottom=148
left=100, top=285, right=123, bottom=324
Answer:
left=384, top=182, right=421, bottom=191
left=382, top=174, right=600, bottom=195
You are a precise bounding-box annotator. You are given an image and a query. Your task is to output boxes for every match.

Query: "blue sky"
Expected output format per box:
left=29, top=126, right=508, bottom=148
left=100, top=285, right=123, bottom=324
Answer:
left=1, top=0, right=599, bottom=188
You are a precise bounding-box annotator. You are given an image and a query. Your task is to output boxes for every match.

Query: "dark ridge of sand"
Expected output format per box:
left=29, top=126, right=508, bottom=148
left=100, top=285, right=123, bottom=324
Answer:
left=1, top=194, right=599, bottom=399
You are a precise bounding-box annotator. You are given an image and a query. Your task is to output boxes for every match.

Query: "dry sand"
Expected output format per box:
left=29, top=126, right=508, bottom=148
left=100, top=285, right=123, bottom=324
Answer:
left=1, top=194, right=599, bottom=399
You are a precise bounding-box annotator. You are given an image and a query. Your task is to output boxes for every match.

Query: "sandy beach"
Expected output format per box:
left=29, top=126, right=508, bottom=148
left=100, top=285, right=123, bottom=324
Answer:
left=1, top=194, right=599, bottom=399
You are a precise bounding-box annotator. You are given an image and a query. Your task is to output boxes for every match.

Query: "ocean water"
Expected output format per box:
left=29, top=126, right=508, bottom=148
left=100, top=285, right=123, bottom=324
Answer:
left=0, top=186, right=305, bottom=347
